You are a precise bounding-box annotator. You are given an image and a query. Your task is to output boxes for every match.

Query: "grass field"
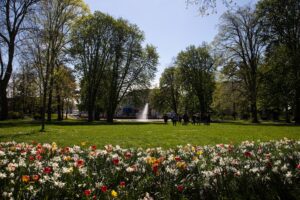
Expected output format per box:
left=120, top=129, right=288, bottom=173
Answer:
left=0, top=119, right=299, bottom=148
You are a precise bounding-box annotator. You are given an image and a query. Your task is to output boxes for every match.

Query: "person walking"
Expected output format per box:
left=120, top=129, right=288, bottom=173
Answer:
left=163, top=114, right=168, bottom=124
left=172, top=114, right=178, bottom=126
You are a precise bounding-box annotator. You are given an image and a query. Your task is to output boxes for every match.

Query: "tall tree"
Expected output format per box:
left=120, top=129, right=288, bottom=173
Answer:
left=39, top=0, right=87, bottom=130
left=177, top=44, right=215, bottom=119
left=159, top=67, right=181, bottom=115
left=149, top=88, right=168, bottom=114
left=25, top=0, right=87, bottom=130
left=215, top=6, right=264, bottom=123
left=259, top=45, right=294, bottom=122
left=0, top=0, right=40, bottom=120
left=104, top=18, right=158, bottom=122
left=52, top=65, right=76, bottom=120
left=257, top=0, right=300, bottom=124
left=71, top=12, right=115, bottom=122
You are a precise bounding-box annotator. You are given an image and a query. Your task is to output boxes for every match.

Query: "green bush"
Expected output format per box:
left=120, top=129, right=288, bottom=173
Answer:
left=33, top=113, right=41, bottom=120
left=8, top=111, right=24, bottom=119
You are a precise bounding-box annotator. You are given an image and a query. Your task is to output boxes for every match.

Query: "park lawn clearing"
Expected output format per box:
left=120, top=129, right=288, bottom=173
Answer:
left=0, top=120, right=300, bottom=148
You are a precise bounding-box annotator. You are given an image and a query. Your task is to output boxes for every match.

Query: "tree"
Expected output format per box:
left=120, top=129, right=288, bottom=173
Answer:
left=257, top=0, right=300, bottom=124
left=12, top=62, right=40, bottom=116
left=215, top=6, right=264, bottom=123
left=54, top=65, right=76, bottom=120
left=259, top=45, right=294, bottom=122
left=104, top=19, right=158, bottom=123
left=177, top=44, right=215, bottom=119
left=149, top=88, right=168, bottom=114
left=71, top=12, right=115, bottom=122
left=159, top=66, right=182, bottom=115
left=0, top=0, right=40, bottom=120
left=38, top=0, right=87, bottom=130
left=186, top=0, right=235, bottom=15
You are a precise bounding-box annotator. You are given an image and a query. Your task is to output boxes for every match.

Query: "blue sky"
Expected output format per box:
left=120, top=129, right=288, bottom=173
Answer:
left=84, top=0, right=257, bottom=86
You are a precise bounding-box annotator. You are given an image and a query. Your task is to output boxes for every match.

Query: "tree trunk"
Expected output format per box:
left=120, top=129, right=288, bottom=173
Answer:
left=65, top=106, right=68, bottom=120
left=88, top=106, right=94, bottom=122
left=56, top=86, right=62, bottom=121
left=106, top=97, right=117, bottom=123
left=47, top=76, right=54, bottom=121
left=41, top=82, right=48, bottom=131
left=106, top=100, right=116, bottom=123
left=0, top=85, right=8, bottom=120
left=94, top=108, right=100, bottom=121
left=285, top=104, right=290, bottom=123
left=106, top=111, right=114, bottom=123
left=87, top=94, right=95, bottom=122
left=0, top=43, right=14, bottom=120
left=61, top=100, right=64, bottom=121
left=250, top=101, right=259, bottom=123
left=250, top=76, right=259, bottom=123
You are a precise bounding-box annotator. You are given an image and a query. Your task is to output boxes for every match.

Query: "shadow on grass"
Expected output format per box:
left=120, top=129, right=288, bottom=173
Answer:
left=0, top=119, right=165, bottom=128
left=214, top=120, right=298, bottom=127
left=0, top=119, right=298, bottom=129
left=0, top=130, right=38, bottom=140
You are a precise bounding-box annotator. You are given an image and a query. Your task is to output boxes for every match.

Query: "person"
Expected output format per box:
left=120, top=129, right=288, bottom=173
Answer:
left=196, top=115, right=201, bottom=125
left=172, top=114, right=178, bottom=126
left=183, top=113, right=189, bottom=125
left=204, top=112, right=211, bottom=125
left=207, top=113, right=211, bottom=125
left=192, top=115, right=196, bottom=125
left=163, top=114, right=168, bottom=124
left=178, top=115, right=182, bottom=124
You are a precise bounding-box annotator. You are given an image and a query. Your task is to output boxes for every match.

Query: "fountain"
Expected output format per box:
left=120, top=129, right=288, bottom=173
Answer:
left=138, top=103, right=149, bottom=121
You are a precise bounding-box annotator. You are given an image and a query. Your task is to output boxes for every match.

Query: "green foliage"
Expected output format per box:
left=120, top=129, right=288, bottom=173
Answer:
left=159, top=66, right=182, bottom=114
left=177, top=44, right=215, bottom=116
left=259, top=45, right=294, bottom=121
left=71, top=12, right=158, bottom=122
left=257, top=0, right=300, bottom=123
left=215, top=6, right=264, bottom=123
left=7, top=112, right=24, bottom=120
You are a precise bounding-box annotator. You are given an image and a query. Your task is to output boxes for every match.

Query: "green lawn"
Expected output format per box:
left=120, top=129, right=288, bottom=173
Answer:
left=0, top=119, right=299, bottom=148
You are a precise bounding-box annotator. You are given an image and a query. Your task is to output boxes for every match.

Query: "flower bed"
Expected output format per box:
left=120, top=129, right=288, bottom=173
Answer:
left=0, top=139, right=300, bottom=199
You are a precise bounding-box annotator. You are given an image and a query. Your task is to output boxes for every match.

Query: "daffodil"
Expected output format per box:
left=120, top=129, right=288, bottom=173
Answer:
left=197, top=150, right=203, bottom=156
left=111, top=190, right=118, bottom=198
left=52, top=142, right=57, bottom=151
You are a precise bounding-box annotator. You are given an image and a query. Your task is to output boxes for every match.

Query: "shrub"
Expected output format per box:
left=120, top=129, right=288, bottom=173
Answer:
left=8, top=111, right=24, bottom=119
left=33, top=113, right=41, bottom=120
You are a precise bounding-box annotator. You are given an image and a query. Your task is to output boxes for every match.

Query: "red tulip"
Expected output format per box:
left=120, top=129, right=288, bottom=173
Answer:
left=177, top=185, right=184, bottom=192
left=101, top=185, right=107, bottom=193
left=84, top=189, right=91, bottom=196
left=36, top=155, right=42, bottom=160
left=29, top=155, right=35, bottom=161
left=91, top=145, right=97, bottom=151
left=244, top=151, right=252, bottom=157
left=120, top=181, right=125, bottom=187
left=43, top=167, right=52, bottom=174
left=175, top=156, right=181, bottom=161
left=76, top=159, right=85, bottom=167
left=32, top=175, right=39, bottom=181
left=152, top=163, right=159, bottom=174
left=112, top=158, right=119, bottom=165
